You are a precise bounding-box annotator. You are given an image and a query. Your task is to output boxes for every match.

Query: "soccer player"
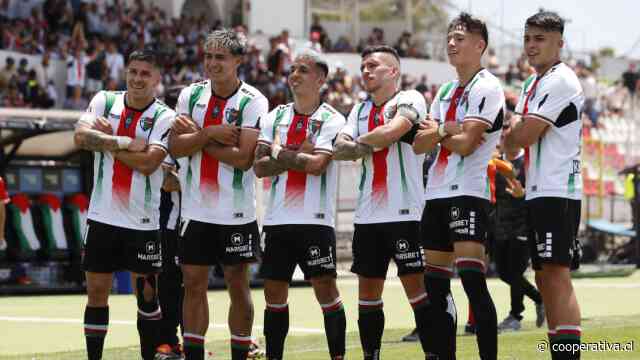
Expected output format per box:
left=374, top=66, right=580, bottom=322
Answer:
left=332, top=45, right=432, bottom=359
left=504, top=11, right=584, bottom=360
left=74, top=49, right=176, bottom=360
left=168, top=29, right=269, bottom=360
left=413, top=13, right=504, bottom=360
left=253, top=50, right=346, bottom=360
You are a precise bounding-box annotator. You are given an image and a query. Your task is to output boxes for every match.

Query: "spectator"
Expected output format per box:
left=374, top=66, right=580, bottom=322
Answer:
left=415, top=74, right=429, bottom=94
left=622, top=63, right=638, bottom=96
left=395, top=31, right=412, bottom=57
left=65, top=45, right=89, bottom=97
left=63, top=85, right=87, bottom=110
left=105, top=38, right=125, bottom=85
left=0, top=56, right=16, bottom=92
left=2, top=82, right=25, bottom=107
left=85, top=40, right=107, bottom=97
left=35, top=51, right=54, bottom=89
left=333, top=35, right=353, bottom=53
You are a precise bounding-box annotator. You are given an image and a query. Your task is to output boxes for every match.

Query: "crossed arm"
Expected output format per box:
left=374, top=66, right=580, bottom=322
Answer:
left=168, top=115, right=257, bottom=170
left=504, top=114, right=549, bottom=152
left=74, top=116, right=166, bottom=176
left=412, top=118, right=486, bottom=156
left=253, top=141, right=331, bottom=178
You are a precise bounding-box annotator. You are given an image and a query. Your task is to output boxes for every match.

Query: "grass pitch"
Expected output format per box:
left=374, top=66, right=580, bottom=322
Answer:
left=1, top=271, right=639, bottom=359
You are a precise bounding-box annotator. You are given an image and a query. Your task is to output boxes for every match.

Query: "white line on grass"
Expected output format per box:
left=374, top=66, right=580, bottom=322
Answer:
left=0, top=316, right=324, bottom=334
left=337, top=278, right=640, bottom=288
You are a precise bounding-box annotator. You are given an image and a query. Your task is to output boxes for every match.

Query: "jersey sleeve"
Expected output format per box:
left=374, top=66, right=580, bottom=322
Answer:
left=314, top=113, right=346, bottom=155
left=526, top=75, right=579, bottom=125
left=77, top=91, right=106, bottom=128
left=397, top=90, right=428, bottom=122
left=462, top=80, right=505, bottom=128
left=339, top=103, right=360, bottom=139
left=148, top=109, right=175, bottom=151
left=0, top=177, right=9, bottom=204
left=241, top=95, right=269, bottom=129
left=175, top=86, right=191, bottom=115
left=257, top=108, right=276, bottom=146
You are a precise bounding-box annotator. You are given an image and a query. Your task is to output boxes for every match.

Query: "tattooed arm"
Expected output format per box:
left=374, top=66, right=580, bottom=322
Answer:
left=332, top=133, right=372, bottom=161
left=74, top=116, right=145, bottom=152
left=253, top=142, right=287, bottom=178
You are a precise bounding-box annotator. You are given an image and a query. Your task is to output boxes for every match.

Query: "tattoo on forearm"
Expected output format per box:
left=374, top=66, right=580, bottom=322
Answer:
left=333, top=138, right=372, bottom=161
left=254, top=144, right=286, bottom=176
left=275, top=149, right=311, bottom=172
left=77, top=130, right=119, bottom=152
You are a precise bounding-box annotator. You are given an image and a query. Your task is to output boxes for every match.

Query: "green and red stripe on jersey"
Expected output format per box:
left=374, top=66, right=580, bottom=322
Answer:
left=368, top=106, right=389, bottom=206
left=200, top=96, right=227, bottom=203
left=433, top=86, right=465, bottom=180
left=284, top=113, right=310, bottom=207
left=112, top=108, right=143, bottom=207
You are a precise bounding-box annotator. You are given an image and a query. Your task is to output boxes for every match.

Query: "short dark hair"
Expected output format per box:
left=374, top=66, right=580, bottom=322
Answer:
left=361, top=45, right=400, bottom=62
left=205, top=29, right=247, bottom=56
left=128, top=49, right=161, bottom=68
left=525, top=11, right=565, bottom=35
left=295, top=49, right=329, bottom=77
left=448, top=12, right=489, bottom=51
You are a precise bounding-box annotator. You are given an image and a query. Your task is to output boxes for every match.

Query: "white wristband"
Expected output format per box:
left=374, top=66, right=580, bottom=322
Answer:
left=438, top=123, right=447, bottom=138
left=271, top=144, right=283, bottom=159
left=117, top=136, right=132, bottom=149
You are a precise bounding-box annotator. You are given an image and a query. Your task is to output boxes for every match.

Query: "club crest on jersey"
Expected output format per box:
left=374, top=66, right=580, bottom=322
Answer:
left=140, top=117, right=154, bottom=131
left=225, top=108, right=240, bottom=125
left=124, top=113, right=134, bottom=129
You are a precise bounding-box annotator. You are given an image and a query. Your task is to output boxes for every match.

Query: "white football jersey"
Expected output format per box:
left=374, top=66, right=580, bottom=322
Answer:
left=81, top=91, right=175, bottom=230
left=426, top=69, right=505, bottom=201
left=515, top=62, right=584, bottom=201
left=258, top=103, right=345, bottom=227
left=340, top=90, right=427, bottom=224
left=176, top=80, right=269, bottom=225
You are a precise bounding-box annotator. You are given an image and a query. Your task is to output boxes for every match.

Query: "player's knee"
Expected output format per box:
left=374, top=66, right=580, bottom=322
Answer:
left=223, top=264, right=249, bottom=286
left=86, top=286, right=110, bottom=307
left=135, top=275, right=158, bottom=304
left=182, top=271, right=208, bottom=293
left=311, top=275, right=338, bottom=301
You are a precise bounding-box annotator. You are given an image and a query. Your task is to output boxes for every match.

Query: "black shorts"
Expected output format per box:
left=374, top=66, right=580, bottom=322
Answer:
left=259, top=224, right=337, bottom=281
left=82, top=219, right=162, bottom=274
left=351, top=221, right=424, bottom=278
left=179, top=219, right=260, bottom=266
left=161, top=227, right=180, bottom=270
left=527, top=197, right=581, bottom=270
left=422, top=196, right=491, bottom=252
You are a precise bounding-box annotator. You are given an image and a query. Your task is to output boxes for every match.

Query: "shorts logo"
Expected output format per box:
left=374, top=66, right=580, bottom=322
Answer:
left=309, top=246, right=321, bottom=259
left=230, top=233, right=244, bottom=246
left=450, top=207, right=460, bottom=220
left=145, top=241, right=156, bottom=254
left=396, top=239, right=409, bottom=253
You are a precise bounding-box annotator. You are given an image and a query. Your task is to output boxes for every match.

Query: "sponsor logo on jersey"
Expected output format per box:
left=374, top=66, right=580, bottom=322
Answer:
left=450, top=207, right=460, bottom=220
left=308, top=246, right=321, bottom=259
left=145, top=241, right=157, bottom=254
left=396, top=239, right=409, bottom=253
left=140, top=117, right=154, bottom=131
left=124, top=112, right=134, bottom=128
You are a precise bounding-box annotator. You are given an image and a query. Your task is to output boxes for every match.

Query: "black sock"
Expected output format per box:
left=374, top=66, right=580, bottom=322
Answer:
left=136, top=277, right=163, bottom=360
left=457, top=259, right=497, bottom=360
left=409, top=293, right=431, bottom=356
left=183, top=333, right=205, bottom=360
left=231, top=335, right=251, bottom=360
left=321, top=298, right=346, bottom=359
left=554, top=326, right=581, bottom=360
left=84, top=306, right=109, bottom=360
left=158, top=250, right=183, bottom=346
left=358, top=299, right=384, bottom=359
left=264, top=304, right=289, bottom=359
left=424, top=264, right=456, bottom=360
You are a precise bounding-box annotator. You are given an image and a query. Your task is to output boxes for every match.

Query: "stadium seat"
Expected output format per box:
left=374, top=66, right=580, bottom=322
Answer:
left=33, top=194, right=70, bottom=261
left=63, top=193, right=89, bottom=255
left=6, top=194, right=41, bottom=261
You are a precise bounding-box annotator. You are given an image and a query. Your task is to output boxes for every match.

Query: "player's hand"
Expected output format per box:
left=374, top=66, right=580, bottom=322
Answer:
left=92, top=116, right=113, bottom=134
left=206, top=124, right=240, bottom=146
left=172, top=114, right=199, bottom=135
left=127, top=138, right=147, bottom=152
left=419, top=119, right=438, bottom=130
left=444, top=122, right=463, bottom=136
left=505, top=177, right=525, bottom=198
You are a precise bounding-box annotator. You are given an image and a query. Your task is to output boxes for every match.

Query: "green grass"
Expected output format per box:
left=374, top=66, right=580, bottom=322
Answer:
left=1, top=272, right=640, bottom=359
